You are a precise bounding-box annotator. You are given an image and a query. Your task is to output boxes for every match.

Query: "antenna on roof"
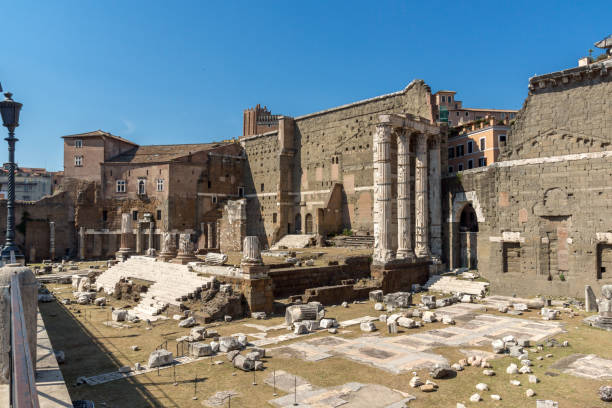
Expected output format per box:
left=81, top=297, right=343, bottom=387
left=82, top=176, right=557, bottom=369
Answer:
left=0, top=82, right=3, bottom=92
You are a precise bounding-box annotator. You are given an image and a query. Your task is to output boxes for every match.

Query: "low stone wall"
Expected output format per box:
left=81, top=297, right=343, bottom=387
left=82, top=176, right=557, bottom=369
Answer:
left=268, top=257, right=371, bottom=298
left=371, top=260, right=430, bottom=293
left=302, top=284, right=373, bottom=305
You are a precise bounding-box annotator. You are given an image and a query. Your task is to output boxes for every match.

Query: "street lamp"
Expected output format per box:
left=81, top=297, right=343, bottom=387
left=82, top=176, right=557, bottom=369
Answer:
left=0, top=91, right=24, bottom=264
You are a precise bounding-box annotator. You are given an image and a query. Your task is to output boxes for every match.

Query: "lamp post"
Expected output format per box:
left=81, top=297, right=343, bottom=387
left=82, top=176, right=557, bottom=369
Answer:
left=0, top=91, right=24, bottom=264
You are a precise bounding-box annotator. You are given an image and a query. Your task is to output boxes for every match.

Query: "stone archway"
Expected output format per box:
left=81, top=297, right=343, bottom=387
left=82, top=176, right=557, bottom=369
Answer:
left=305, top=213, right=313, bottom=234
left=459, top=203, right=478, bottom=269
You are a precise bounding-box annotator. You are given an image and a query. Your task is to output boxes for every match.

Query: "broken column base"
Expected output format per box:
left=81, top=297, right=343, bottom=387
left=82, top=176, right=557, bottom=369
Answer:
left=583, top=315, right=612, bottom=331
left=371, top=258, right=430, bottom=293
left=240, top=274, right=274, bottom=315
left=170, top=254, right=199, bottom=265
left=157, top=251, right=177, bottom=262
left=115, top=249, right=133, bottom=262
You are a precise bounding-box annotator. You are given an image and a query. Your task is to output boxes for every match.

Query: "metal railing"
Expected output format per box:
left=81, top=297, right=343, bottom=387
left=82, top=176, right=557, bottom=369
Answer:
left=9, top=273, right=40, bottom=408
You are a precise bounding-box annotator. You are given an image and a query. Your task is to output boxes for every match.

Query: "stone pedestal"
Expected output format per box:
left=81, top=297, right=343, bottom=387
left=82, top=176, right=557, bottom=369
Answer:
left=583, top=285, right=612, bottom=331
left=115, top=213, right=133, bottom=261
left=371, top=258, right=430, bottom=294
left=240, top=277, right=274, bottom=314
left=171, top=233, right=198, bottom=264
left=157, top=232, right=177, bottom=262
left=240, top=236, right=268, bottom=279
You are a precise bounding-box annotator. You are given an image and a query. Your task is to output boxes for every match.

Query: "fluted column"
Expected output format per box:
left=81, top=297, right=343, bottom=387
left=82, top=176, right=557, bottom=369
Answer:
left=428, top=136, right=442, bottom=257
left=207, top=222, right=215, bottom=249
left=415, top=135, right=430, bottom=257
left=373, top=123, right=394, bottom=263
left=396, top=130, right=414, bottom=259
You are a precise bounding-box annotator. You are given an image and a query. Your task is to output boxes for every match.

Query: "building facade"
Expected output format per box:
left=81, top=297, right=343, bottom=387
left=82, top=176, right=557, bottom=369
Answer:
left=433, top=90, right=517, bottom=126
left=447, top=116, right=511, bottom=173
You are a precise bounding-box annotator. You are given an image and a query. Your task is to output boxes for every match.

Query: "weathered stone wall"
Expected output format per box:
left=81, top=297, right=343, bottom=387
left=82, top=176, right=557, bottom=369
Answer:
left=444, top=59, right=612, bottom=298
left=241, top=80, right=435, bottom=246
left=218, top=199, right=246, bottom=253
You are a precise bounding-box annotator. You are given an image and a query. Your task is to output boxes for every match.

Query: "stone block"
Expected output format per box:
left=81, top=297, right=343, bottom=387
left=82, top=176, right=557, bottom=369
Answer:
left=112, top=309, right=127, bottom=322
left=147, top=349, right=173, bottom=368
left=189, top=342, right=213, bottom=357
left=218, top=336, right=241, bottom=352
left=369, top=290, right=384, bottom=302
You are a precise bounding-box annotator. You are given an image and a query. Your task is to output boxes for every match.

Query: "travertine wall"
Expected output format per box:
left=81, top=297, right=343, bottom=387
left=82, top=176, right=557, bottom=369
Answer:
left=444, top=59, right=612, bottom=298
left=241, top=80, right=436, bottom=246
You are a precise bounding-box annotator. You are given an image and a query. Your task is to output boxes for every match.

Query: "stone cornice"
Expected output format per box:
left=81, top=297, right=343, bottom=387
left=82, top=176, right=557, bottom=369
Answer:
left=528, top=59, right=612, bottom=92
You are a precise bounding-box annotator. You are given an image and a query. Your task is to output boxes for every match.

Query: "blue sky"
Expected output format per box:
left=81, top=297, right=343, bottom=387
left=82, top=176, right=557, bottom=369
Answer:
left=1, top=1, right=609, bottom=171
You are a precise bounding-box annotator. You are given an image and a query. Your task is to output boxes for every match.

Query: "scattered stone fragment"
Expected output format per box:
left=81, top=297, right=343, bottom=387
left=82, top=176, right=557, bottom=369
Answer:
left=519, top=366, right=532, bottom=374
left=190, top=342, right=213, bottom=357
left=545, top=354, right=553, bottom=358
left=528, top=375, right=539, bottom=383
left=506, top=363, right=518, bottom=374
left=526, top=389, right=536, bottom=397
left=112, top=309, right=127, bottom=322
left=490, top=394, right=501, bottom=401
left=536, top=400, right=559, bottom=408
left=360, top=321, right=377, bottom=332
left=147, top=349, right=173, bottom=368
left=341, top=301, right=348, bottom=308
left=379, top=314, right=387, bottom=322
left=420, top=384, right=437, bottom=392
left=561, top=340, right=569, bottom=347
left=475, top=383, right=488, bottom=391
left=461, top=294, right=473, bottom=303
left=134, top=362, right=142, bottom=371
left=94, top=297, right=106, bottom=306
left=409, top=376, right=424, bottom=388
left=430, top=365, right=454, bottom=379
left=469, top=393, right=481, bottom=402
left=319, top=318, right=337, bottom=329
left=442, top=315, right=455, bottom=325
left=422, top=311, right=437, bottom=323
left=521, top=359, right=532, bottom=367
left=251, top=312, right=266, bottom=320
left=483, top=369, right=495, bottom=376
left=513, top=303, right=528, bottom=311
left=492, top=339, right=506, bottom=353
left=131, top=345, right=139, bottom=351
left=172, top=314, right=182, bottom=320
left=328, top=328, right=338, bottom=334
left=374, top=302, right=384, bottom=311
left=397, top=317, right=416, bottom=329
left=510, top=380, right=521, bottom=386
left=599, top=385, right=612, bottom=402
left=218, top=336, right=241, bottom=352
left=224, top=315, right=232, bottom=322
left=294, top=323, right=309, bottom=335
left=226, top=350, right=240, bottom=362
left=518, top=338, right=530, bottom=347
left=178, top=316, right=196, bottom=328
left=210, top=341, right=220, bottom=352
left=233, top=355, right=255, bottom=371
left=457, top=404, right=466, bottom=408
left=235, top=334, right=248, bottom=348
left=498, top=305, right=508, bottom=313
left=369, top=290, right=384, bottom=302
left=451, top=363, right=463, bottom=371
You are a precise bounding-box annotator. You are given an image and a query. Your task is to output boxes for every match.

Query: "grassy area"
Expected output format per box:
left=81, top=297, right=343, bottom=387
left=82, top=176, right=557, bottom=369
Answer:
left=41, top=284, right=611, bottom=407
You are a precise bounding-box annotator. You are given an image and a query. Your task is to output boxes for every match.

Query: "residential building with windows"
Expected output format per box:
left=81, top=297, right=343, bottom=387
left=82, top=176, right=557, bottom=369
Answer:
left=0, top=165, right=56, bottom=201
left=446, top=116, right=510, bottom=173
left=433, top=90, right=518, bottom=127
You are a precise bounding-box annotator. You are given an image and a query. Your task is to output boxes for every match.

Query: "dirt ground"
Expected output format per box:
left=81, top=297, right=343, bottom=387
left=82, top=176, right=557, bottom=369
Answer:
left=39, top=281, right=612, bottom=408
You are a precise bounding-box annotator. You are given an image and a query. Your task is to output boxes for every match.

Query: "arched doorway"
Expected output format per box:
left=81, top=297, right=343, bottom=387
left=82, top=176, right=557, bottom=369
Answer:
left=295, top=213, right=302, bottom=233
left=305, top=213, right=313, bottom=234
left=459, top=203, right=478, bottom=269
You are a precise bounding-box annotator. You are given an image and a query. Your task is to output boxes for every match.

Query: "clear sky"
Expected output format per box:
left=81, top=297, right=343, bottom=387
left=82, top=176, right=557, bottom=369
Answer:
left=1, top=1, right=609, bottom=171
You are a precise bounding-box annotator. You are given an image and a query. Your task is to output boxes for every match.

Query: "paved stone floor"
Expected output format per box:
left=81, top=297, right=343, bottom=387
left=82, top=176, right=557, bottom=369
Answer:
left=266, top=371, right=415, bottom=408
left=272, top=310, right=565, bottom=374
left=551, top=353, right=612, bottom=380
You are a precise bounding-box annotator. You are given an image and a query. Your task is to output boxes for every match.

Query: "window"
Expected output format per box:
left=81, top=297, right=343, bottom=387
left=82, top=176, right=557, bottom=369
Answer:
left=448, top=95, right=452, bottom=102
left=74, top=156, right=83, bottom=167
left=499, top=134, right=506, bottom=143
left=132, top=210, right=138, bottom=221
left=441, top=95, right=446, bottom=102
left=458, top=163, right=464, bottom=171
left=212, top=195, right=218, bottom=204
left=456, top=145, right=464, bottom=157
left=480, top=138, right=486, bottom=151
left=156, top=209, right=162, bottom=220
left=510, top=113, right=515, bottom=118
left=479, top=157, right=487, bottom=167
left=260, top=183, right=264, bottom=192
left=207, top=180, right=211, bottom=189
left=116, top=180, right=126, bottom=193
left=465, top=112, right=468, bottom=116
left=157, top=179, right=164, bottom=192
left=102, top=210, right=108, bottom=221
left=448, top=147, right=455, bottom=159
left=273, top=213, right=277, bottom=223
left=467, top=141, right=473, bottom=154
left=468, top=159, right=473, bottom=169
left=448, top=166, right=454, bottom=173
left=75, top=139, right=82, bottom=148
left=138, top=179, right=146, bottom=195
left=238, top=187, right=244, bottom=198
left=456, top=111, right=459, bottom=116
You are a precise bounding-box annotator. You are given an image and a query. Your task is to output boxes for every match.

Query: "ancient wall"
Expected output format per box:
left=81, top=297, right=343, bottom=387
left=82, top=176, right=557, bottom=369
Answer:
left=444, top=58, right=612, bottom=298
left=218, top=199, right=246, bottom=253
left=241, top=80, right=435, bottom=246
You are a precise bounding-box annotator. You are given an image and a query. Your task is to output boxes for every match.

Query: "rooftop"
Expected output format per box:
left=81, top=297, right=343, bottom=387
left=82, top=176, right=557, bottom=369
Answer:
left=61, top=130, right=138, bottom=146
left=105, top=142, right=230, bottom=164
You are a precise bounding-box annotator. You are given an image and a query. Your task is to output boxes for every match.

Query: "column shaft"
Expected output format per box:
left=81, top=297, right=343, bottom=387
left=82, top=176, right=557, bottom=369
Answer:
left=415, top=135, right=430, bottom=257
left=429, top=138, right=442, bottom=257
left=396, top=131, right=414, bottom=259
left=373, top=123, right=394, bottom=263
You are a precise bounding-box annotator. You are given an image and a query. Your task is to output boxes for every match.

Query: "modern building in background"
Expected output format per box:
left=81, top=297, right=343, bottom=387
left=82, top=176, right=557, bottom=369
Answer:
left=0, top=164, right=56, bottom=201
left=433, top=90, right=517, bottom=126
left=447, top=116, right=511, bottom=173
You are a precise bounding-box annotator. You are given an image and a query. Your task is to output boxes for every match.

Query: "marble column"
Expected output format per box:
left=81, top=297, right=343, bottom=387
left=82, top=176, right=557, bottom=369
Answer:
left=119, top=213, right=132, bottom=251
left=135, top=222, right=144, bottom=254
left=79, top=227, right=85, bottom=260
left=373, top=123, right=394, bottom=263
left=242, top=236, right=263, bottom=265
left=428, top=136, right=442, bottom=257
left=415, top=135, right=430, bottom=258
left=207, top=222, right=215, bottom=249
left=49, top=221, right=55, bottom=260
left=396, top=130, right=414, bottom=259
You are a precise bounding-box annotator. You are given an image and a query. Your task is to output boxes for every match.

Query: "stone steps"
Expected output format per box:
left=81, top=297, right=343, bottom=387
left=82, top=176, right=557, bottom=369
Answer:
left=330, top=235, right=374, bottom=248
left=94, top=256, right=216, bottom=319
left=424, top=275, right=489, bottom=296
